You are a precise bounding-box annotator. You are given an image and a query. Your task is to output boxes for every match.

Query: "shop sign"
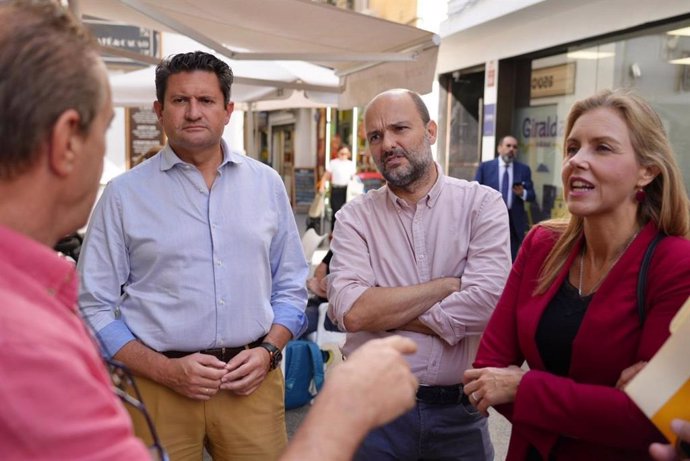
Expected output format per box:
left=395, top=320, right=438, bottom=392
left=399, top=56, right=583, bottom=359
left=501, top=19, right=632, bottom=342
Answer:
left=83, top=16, right=159, bottom=67
left=483, top=103, right=495, bottom=136
left=530, top=63, right=576, bottom=98
left=486, top=60, right=496, bottom=88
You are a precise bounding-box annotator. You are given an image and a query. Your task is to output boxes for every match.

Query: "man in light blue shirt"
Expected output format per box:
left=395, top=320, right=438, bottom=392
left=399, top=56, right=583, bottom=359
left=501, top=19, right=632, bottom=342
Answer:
left=78, top=51, right=308, bottom=461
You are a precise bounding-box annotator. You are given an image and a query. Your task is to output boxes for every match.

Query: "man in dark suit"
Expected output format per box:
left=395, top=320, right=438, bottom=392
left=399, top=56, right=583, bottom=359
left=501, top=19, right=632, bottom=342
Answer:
left=475, top=135, right=536, bottom=260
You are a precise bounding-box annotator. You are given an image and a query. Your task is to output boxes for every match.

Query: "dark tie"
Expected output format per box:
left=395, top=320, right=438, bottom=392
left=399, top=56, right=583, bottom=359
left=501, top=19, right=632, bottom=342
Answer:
left=501, top=165, right=510, bottom=206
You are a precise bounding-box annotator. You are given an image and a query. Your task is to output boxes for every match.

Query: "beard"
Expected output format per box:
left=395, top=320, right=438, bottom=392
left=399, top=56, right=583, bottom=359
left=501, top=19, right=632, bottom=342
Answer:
left=376, top=139, right=433, bottom=188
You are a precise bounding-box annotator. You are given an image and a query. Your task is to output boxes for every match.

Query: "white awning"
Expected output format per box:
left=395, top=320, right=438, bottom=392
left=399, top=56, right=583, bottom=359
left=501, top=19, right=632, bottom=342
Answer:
left=109, top=58, right=340, bottom=109
left=77, top=0, right=439, bottom=108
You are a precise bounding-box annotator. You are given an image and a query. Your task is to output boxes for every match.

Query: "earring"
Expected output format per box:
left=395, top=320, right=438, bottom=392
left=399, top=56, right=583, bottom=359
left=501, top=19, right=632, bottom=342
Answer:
left=635, top=188, right=646, bottom=203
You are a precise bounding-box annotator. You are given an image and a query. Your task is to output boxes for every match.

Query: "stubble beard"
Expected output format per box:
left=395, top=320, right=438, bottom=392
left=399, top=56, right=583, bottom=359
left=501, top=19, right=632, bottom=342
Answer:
left=378, top=141, right=433, bottom=188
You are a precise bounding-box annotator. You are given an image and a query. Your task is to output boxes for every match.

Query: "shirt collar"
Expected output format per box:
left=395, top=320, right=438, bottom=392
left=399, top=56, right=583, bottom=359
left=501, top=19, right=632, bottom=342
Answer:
left=0, top=225, right=78, bottom=310
left=159, top=139, right=244, bottom=171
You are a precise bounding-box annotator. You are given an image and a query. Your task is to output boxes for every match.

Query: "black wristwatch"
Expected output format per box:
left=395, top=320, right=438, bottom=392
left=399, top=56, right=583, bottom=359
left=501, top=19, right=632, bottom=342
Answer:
left=257, top=342, right=282, bottom=370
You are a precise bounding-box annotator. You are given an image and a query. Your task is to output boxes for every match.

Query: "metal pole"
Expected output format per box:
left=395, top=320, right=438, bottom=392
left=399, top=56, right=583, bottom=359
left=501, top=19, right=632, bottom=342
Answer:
left=67, top=0, right=81, bottom=19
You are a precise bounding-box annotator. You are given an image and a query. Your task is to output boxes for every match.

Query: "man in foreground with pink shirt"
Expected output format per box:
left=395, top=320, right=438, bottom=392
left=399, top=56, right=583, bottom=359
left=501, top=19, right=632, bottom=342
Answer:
left=0, top=3, right=418, bottom=460
left=0, top=1, right=149, bottom=459
left=328, top=89, right=511, bottom=460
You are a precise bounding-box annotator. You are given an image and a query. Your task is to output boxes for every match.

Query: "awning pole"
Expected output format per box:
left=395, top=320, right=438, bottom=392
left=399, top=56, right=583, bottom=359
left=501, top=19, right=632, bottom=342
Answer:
left=67, top=0, right=81, bottom=18
left=352, top=107, right=358, bottom=166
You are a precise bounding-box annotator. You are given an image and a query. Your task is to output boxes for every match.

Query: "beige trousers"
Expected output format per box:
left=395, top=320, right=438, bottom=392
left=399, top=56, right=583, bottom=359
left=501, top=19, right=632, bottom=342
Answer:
left=126, top=369, right=287, bottom=461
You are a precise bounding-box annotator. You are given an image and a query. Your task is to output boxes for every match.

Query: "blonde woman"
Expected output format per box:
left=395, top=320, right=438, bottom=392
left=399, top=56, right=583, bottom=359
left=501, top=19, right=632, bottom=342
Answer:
left=464, top=89, right=690, bottom=461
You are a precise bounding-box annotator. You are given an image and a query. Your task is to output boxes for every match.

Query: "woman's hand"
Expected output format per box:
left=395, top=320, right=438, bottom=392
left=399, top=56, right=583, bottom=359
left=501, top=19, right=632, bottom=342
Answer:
left=615, top=361, right=647, bottom=389
left=463, top=365, right=526, bottom=416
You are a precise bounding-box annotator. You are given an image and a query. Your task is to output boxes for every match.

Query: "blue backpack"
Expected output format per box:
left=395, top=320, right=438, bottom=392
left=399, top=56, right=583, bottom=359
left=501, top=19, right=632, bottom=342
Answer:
left=284, top=339, right=325, bottom=410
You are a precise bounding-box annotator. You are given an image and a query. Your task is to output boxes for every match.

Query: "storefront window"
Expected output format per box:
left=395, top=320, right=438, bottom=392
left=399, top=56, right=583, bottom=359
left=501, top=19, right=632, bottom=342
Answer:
left=439, top=68, right=485, bottom=180
left=511, top=20, right=690, bottom=222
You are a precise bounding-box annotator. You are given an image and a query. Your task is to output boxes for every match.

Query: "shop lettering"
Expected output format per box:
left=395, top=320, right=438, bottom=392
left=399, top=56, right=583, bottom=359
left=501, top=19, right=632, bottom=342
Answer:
left=531, top=75, right=553, bottom=90
left=530, top=63, right=575, bottom=98
left=522, top=116, right=562, bottom=139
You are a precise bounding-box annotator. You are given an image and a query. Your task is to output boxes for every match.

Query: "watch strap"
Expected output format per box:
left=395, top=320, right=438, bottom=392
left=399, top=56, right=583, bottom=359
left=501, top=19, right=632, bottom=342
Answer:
left=258, top=341, right=282, bottom=369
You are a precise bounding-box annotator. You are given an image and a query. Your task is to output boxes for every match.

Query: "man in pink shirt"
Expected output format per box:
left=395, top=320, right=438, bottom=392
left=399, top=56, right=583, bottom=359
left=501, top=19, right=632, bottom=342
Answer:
left=0, top=4, right=423, bottom=461
left=328, top=89, right=511, bottom=460
left=0, top=2, right=150, bottom=459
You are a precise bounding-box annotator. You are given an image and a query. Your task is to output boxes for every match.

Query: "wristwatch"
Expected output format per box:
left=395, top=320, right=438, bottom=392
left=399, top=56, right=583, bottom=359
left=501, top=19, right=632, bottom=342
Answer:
left=257, top=341, right=282, bottom=370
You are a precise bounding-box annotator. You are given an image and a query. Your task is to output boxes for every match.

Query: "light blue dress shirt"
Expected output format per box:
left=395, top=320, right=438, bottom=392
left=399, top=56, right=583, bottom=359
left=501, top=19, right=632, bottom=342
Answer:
left=78, top=142, right=308, bottom=356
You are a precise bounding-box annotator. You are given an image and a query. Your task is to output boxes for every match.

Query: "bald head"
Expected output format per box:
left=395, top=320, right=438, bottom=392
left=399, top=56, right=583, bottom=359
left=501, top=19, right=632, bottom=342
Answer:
left=364, top=89, right=430, bottom=128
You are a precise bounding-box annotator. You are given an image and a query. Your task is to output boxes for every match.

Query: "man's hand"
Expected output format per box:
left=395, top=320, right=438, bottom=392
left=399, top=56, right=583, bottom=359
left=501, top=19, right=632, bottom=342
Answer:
left=512, top=183, right=524, bottom=196
left=221, top=348, right=272, bottom=396
left=396, top=318, right=438, bottom=336
left=325, top=336, right=419, bottom=428
left=650, top=419, right=690, bottom=461
left=463, top=365, right=525, bottom=416
left=161, top=353, right=227, bottom=400
left=280, top=336, right=418, bottom=461
left=307, top=274, right=328, bottom=299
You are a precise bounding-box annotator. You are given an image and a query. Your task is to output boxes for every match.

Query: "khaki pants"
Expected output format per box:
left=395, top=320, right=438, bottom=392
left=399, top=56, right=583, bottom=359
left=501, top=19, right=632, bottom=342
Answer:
left=126, top=369, right=287, bottom=461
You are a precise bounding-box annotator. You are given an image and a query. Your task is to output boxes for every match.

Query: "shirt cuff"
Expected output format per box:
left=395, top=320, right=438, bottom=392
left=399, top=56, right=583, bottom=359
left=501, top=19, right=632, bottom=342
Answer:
left=96, top=320, right=136, bottom=358
left=273, top=304, right=308, bottom=339
left=419, top=302, right=467, bottom=345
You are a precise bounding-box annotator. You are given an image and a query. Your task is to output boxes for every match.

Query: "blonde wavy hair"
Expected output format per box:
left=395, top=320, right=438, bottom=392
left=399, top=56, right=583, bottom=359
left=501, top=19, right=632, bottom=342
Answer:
left=534, top=88, right=690, bottom=295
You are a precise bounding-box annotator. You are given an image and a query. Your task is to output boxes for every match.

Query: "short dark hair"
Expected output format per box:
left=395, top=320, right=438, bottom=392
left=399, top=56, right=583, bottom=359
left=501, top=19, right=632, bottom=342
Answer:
left=155, top=51, right=234, bottom=106
left=0, top=0, right=102, bottom=180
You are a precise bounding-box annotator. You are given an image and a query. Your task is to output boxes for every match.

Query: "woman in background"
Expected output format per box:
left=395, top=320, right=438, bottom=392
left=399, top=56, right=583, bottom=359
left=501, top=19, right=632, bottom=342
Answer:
left=464, top=89, right=690, bottom=461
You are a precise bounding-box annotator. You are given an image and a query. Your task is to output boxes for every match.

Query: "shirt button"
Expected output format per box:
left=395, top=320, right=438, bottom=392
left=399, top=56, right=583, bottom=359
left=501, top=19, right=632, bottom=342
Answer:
left=219, top=299, right=225, bottom=305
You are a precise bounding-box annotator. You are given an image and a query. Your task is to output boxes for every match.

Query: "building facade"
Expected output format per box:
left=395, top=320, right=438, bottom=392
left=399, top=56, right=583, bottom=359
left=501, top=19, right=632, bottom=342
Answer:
left=438, top=0, right=690, bottom=222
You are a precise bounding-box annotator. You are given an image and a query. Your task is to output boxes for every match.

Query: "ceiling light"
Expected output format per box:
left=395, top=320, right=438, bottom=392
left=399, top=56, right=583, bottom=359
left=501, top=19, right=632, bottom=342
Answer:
left=670, top=57, right=690, bottom=65
left=567, top=50, right=615, bottom=60
left=667, top=27, right=690, bottom=36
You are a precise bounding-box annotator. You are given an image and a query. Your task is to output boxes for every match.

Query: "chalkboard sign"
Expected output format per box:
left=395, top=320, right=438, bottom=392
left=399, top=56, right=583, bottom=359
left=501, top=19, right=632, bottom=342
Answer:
left=293, top=167, right=317, bottom=211
left=126, top=106, right=165, bottom=168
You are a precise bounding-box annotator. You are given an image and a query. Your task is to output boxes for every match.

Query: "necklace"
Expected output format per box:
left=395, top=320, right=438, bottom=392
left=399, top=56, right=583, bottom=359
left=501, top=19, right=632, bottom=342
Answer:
left=578, top=230, right=640, bottom=297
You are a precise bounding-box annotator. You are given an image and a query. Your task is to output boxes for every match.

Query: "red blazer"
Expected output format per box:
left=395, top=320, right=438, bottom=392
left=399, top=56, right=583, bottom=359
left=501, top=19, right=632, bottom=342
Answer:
left=475, top=222, right=690, bottom=461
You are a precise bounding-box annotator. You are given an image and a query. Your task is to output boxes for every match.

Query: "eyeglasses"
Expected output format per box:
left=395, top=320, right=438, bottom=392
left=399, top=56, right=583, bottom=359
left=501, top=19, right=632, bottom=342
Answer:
left=106, top=359, right=170, bottom=461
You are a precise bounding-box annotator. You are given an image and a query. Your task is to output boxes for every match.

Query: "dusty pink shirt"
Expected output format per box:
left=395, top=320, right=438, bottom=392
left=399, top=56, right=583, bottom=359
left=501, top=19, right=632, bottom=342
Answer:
left=0, top=226, right=149, bottom=460
left=328, top=166, right=511, bottom=385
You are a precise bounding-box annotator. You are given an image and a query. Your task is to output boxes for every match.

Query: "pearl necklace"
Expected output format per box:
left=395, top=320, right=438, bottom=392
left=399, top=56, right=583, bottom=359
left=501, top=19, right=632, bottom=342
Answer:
left=578, top=230, right=640, bottom=297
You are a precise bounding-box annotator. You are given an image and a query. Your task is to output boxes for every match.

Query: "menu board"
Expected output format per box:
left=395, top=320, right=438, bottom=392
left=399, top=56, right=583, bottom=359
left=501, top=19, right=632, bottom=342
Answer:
left=126, top=106, right=165, bottom=168
left=293, top=167, right=317, bottom=211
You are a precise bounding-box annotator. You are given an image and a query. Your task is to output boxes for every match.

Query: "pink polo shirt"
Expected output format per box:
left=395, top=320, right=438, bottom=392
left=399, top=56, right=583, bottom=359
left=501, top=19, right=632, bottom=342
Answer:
left=328, top=166, right=511, bottom=385
left=0, top=225, right=149, bottom=460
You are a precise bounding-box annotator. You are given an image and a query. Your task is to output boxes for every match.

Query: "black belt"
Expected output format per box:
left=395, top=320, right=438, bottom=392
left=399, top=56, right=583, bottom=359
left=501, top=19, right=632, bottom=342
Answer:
left=331, top=185, right=348, bottom=189
left=416, top=384, right=470, bottom=405
left=161, top=339, right=262, bottom=362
